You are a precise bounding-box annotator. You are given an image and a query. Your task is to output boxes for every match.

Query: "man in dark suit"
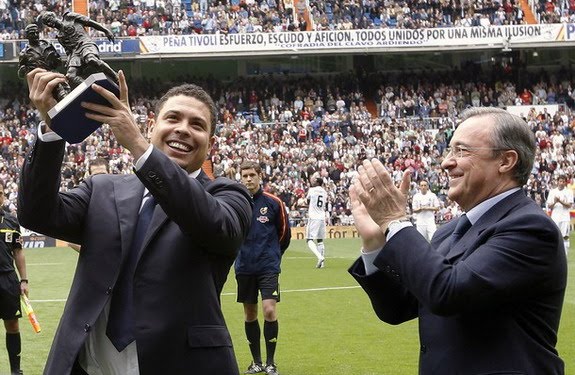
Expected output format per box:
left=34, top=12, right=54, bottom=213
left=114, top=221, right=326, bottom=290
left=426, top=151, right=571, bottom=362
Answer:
left=349, top=107, right=567, bottom=374
left=19, top=68, right=252, bottom=375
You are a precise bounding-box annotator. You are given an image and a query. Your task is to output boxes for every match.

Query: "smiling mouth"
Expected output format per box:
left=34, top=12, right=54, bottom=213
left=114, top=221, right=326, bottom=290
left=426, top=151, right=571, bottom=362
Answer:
left=167, top=141, right=192, bottom=152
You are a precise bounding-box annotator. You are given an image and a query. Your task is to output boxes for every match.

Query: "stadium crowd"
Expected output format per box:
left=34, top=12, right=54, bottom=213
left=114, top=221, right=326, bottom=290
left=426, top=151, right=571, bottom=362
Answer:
left=0, top=0, right=573, bottom=40
left=0, top=65, right=573, bottom=227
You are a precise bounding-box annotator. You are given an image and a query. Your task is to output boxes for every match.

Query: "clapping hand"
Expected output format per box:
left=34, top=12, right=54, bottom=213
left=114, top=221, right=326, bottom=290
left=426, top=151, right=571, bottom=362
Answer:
left=350, top=159, right=411, bottom=252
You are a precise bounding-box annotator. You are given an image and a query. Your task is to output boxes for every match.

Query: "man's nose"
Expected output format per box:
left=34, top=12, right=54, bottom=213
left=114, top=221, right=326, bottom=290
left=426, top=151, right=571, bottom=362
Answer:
left=174, top=122, right=191, bottom=135
left=441, top=155, right=456, bottom=170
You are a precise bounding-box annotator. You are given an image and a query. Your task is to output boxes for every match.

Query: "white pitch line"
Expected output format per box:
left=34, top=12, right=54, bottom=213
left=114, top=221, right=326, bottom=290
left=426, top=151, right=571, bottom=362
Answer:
left=27, top=263, right=64, bottom=266
left=31, top=285, right=361, bottom=303
left=284, top=256, right=356, bottom=259
left=221, top=285, right=360, bottom=296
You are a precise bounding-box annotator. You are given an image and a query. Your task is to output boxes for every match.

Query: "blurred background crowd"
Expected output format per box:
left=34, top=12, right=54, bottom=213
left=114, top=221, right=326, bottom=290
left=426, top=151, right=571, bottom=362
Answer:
left=1, top=0, right=574, bottom=40
left=0, top=61, right=573, bottom=227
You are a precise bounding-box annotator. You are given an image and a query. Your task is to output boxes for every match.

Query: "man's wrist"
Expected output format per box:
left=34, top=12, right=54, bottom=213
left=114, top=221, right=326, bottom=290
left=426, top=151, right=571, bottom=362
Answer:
left=20, top=279, right=28, bottom=284
left=384, top=218, right=411, bottom=236
left=39, top=120, right=53, bottom=134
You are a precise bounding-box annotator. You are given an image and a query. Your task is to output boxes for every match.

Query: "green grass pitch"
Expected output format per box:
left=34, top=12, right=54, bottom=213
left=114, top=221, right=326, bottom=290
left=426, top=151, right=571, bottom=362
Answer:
left=1, top=237, right=573, bottom=374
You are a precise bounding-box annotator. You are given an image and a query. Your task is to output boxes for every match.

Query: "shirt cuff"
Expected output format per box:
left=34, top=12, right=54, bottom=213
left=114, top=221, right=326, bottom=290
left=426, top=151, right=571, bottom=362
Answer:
left=37, top=121, right=63, bottom=142
left=134, top=145, right=154, bottom=170
left=386, top=221, right=413, bottom=241
left=361, top=249, right=382, bottom=275
left=361, top=222, right=413, bottom=275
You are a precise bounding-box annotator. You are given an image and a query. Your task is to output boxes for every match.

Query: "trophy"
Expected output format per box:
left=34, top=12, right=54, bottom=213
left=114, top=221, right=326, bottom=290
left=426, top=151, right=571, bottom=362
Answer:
left=18, top=24, right=70, bottom=101
left=19, top=12, right=120, bottom=144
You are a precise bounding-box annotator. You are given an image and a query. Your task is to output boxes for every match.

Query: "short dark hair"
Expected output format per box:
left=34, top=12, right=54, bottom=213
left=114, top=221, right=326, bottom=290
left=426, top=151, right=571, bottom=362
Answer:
left=154, top=84, right=218, bottom=136
left=240, top=161, right=261, bottom=174
left=25, top=24, right=38, bottom=34
left=89, top=157, right=109, bottom=173
left=315, top=177, right=323, bottom=186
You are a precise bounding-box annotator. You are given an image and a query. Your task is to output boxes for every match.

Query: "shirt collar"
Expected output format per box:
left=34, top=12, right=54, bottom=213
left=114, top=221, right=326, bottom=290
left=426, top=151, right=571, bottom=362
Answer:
left=465, top=187, right=521, bottom=225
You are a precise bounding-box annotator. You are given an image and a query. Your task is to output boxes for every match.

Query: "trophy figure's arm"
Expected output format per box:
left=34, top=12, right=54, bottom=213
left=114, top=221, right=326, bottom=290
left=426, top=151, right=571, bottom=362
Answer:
left=44, top=46, right=63, bottom=71
left=18, top=52, right=30, bottom=78
left=72, top=12, right=115, bottom=42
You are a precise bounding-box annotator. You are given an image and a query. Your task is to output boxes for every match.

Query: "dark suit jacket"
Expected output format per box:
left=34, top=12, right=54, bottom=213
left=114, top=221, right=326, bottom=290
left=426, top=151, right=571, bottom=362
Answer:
left=18, top=140, right=252, bottom=375
left=350, top=191, right=567, bottom=374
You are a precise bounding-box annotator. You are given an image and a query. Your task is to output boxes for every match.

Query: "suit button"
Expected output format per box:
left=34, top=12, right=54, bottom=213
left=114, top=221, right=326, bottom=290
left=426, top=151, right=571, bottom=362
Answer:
left=420, top=344, right=427, bottom=353
left=84, top=323, right=91, bottom=332
left=106, top=287, right=112, bottom=295
left=148, top=171, right=157, bottom=178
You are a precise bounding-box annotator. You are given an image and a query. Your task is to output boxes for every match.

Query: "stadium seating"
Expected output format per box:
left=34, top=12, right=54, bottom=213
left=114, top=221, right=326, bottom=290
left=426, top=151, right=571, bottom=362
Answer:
left=0, top=68, right=572, bottom=227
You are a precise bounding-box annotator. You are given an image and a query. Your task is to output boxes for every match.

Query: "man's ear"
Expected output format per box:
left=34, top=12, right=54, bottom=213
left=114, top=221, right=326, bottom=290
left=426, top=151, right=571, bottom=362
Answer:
left=499, top=150, right=518, bottom=174
left=207, top=136, right=215, bottom=158
left=147, top=119, right=155, bottom=139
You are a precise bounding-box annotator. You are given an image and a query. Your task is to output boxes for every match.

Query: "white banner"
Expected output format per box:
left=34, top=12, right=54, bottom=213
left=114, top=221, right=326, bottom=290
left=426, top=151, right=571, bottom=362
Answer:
left=139, top=24, right=575, bottom=55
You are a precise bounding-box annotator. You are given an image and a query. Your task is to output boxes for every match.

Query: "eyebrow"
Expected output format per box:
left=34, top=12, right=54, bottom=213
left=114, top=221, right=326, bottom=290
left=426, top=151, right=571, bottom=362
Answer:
left=163, top=110, right=208, bottom=127
left=449, top=141, right=470, bottom=147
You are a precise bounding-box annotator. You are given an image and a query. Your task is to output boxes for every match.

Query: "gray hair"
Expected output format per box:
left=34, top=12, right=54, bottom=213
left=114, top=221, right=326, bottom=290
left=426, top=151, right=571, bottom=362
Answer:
left=459, top=107, right=535, bottom=185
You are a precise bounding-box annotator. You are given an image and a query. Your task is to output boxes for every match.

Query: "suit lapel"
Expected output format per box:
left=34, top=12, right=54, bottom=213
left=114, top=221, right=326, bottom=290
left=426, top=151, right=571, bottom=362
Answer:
left=196, top=170, right=212, bottom=185
left=114, top=175, right=145, bottom=260
left=133, top=170, right=210, bottom=263
left=445, top=190, right=527, bottom=262
left=136, top=203, right=168, bottom=262
left=434, top=221, right=457, bottom=256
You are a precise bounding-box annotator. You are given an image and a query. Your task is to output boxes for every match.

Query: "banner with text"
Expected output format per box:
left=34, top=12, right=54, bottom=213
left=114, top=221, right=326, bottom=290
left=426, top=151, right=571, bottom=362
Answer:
left=290, top=226, right=359, bottom=240
left=18, top=38, right=140, bottom=56
left=140, top=24, right=575, bottom=55
left=21, top=227, right=56, bottom=248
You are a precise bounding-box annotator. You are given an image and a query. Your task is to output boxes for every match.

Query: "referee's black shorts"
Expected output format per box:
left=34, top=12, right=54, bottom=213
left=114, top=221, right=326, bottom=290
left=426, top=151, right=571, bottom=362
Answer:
left=0, top=272, right=22, bottom=320
left=236, top=273, right=280, bottom=304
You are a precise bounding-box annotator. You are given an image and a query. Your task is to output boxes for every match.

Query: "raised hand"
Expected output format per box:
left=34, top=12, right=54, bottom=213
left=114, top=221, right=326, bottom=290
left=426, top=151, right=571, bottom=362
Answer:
left=350, top=183, right=385, bottom=252
left=81, top=70, right=149, bottom=160
left=354, top=158, right=411, bottom=232
left=26, top=68, right=68, bottom=129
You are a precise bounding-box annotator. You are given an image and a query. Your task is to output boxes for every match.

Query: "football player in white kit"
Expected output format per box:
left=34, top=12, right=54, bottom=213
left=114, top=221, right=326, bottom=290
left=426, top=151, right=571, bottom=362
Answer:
left=411, top=180, right=440, bottom=242
left=306, top=177, right=328, bottom=268
left=547, top=175, right=574, bottom=254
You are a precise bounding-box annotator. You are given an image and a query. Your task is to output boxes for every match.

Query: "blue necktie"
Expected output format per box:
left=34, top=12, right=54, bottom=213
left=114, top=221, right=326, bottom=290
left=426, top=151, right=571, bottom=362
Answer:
left=451, top=214, right=471, bottom=245
left=106, top=195, right=156, bottom=351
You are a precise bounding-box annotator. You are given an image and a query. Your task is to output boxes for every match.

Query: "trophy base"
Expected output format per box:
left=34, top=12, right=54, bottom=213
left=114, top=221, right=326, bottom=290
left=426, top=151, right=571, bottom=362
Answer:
left=48, top=72, right=119, bottom=144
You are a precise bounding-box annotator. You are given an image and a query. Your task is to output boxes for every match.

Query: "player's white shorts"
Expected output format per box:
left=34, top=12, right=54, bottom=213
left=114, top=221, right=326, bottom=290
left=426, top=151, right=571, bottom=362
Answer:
left=306, top=219, right=326, bottom=240
left=555, top=220, right=570, bottom=238
left=416, top=224, right=436, bottom=242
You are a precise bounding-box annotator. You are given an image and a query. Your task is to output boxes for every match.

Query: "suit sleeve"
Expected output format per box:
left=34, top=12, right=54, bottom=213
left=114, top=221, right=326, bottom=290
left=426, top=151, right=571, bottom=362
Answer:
left=136, top=147, right=252, bottom=256
left=349, top=256, right=419, bottom=324
left=18, top=139, right=91, bottom=243
left=375, top=211, right=565, bottom=316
